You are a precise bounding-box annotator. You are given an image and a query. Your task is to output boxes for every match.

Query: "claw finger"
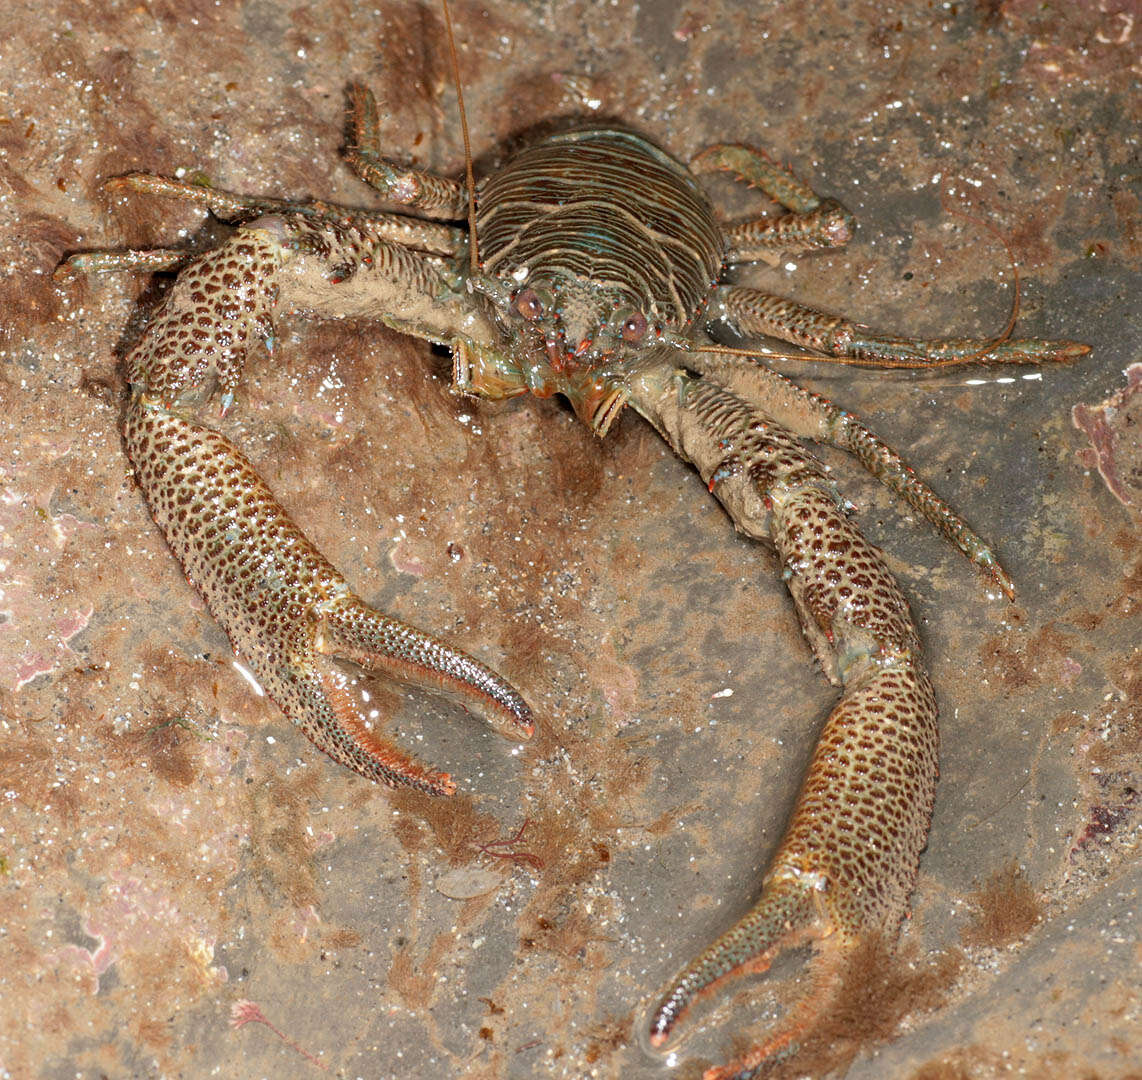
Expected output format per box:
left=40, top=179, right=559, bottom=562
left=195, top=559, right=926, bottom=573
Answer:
left=294, top=649, right=458, bottom=796
left=320, top=597, right=533, bottom=741
left=648, top=880, right=819, bottom=1050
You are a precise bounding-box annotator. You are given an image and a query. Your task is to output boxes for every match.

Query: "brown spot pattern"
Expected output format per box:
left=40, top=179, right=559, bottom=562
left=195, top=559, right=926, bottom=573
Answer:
left=121, top=220, right=530, bottom=795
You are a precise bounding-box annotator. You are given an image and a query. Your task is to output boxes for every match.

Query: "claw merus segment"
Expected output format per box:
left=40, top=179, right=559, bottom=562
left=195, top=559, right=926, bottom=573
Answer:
left=630, top=368, right=938, bottom=1075
left=122, top=228, right=531, bottom=797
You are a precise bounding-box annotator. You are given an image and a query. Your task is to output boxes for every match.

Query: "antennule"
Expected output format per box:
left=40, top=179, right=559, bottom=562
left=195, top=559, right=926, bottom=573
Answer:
left=441, top=0, right=479, bottom=273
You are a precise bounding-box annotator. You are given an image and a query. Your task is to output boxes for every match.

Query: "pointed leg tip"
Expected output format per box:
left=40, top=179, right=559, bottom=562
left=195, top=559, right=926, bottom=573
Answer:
left=703, top=1057, right=766, bottom=1080
left=104, top=174, right=145, bottom=195
left=703, top=1064, right=747, bottom=1080
left=394, top=765, right=458, bottom=797
left=994, top=568, right=1016, bottom=601
left=1062, top=341, right=1092, bottom=360
left=646, top=876, right=837, bottom=1078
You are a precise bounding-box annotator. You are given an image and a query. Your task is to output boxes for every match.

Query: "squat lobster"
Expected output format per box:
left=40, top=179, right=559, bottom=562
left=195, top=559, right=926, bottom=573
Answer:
left=58, top=69, right=1086, bottom=1079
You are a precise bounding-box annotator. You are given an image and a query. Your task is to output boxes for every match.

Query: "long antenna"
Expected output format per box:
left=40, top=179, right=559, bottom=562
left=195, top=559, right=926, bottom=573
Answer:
left=938, top=189, right=1020, bottom=363
left=442, top=0, right=479, bottom=273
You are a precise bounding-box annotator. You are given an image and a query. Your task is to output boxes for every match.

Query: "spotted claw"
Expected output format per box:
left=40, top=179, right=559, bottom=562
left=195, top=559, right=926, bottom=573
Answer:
left=648, top=875, right=844, bottom=1080
left=126, top=393, right=532, bottom=796
left=301, top=593, right=534, bottom=795
left=115, top=226, right=531, bottom=796
left=631, top=366, right=939, bottom=1078
left=646, top=659, right=936, bottom=1077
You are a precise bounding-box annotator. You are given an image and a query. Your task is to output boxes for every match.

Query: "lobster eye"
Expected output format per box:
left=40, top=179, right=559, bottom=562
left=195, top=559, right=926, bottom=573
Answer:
left=514, top=287, right=545, bottom=321
left=620, top=310, right=648, bottom=343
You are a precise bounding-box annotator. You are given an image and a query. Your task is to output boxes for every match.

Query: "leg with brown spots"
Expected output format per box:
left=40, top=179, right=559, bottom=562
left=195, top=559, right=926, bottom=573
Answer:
left=628, top=364, right=938, bottom=1079
left=685, top=350, right=1016, bottom=597
left=692, top=143, right=855, bottom=264
left=710, top=284, right=1090, bottom=368
left=343, top=83, right=468, bottom=220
